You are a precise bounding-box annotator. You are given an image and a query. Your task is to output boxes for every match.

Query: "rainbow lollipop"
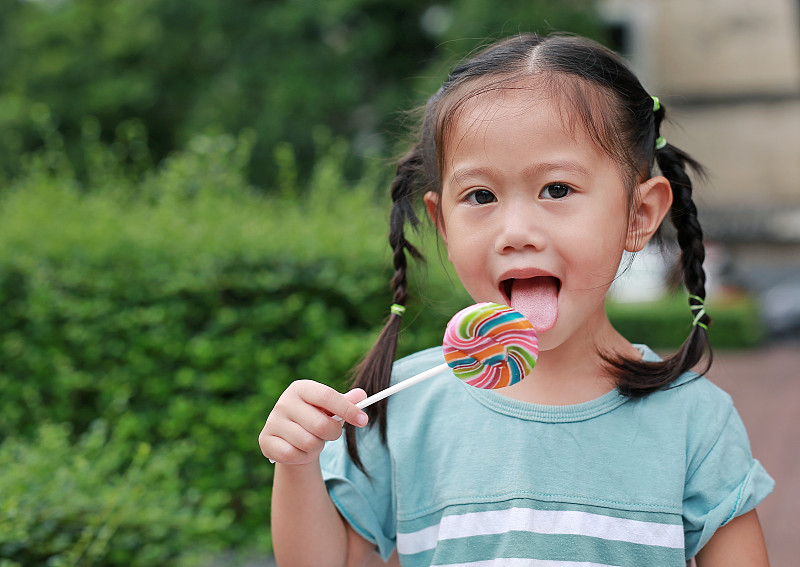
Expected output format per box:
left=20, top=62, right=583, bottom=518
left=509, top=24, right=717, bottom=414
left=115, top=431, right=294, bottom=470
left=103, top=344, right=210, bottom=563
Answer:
left=353, top=302, right=538, bottom=411
left=443, top=302, right=538, bottom=389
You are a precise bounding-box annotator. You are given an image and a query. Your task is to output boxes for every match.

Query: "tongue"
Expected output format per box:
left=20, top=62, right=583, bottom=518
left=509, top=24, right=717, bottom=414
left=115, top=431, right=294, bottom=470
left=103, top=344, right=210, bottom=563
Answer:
left=510, top=277, right=559, bottom=332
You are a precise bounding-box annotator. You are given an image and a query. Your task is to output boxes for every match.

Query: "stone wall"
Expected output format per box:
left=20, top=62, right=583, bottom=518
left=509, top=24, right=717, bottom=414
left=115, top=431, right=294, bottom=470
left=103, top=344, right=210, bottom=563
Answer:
left=601, top=0, right=800, bottom=209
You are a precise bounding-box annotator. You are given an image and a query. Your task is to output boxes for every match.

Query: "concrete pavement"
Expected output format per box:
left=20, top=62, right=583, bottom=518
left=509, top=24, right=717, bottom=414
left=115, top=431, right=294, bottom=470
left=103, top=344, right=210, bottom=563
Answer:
left=705, top=340, right=800, bottom=566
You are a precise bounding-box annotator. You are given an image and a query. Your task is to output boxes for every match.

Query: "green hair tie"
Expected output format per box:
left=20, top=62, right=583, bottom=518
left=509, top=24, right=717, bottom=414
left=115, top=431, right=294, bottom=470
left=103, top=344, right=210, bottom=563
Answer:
left=651, top=95, right=661, bottom=112
left=655, top=136, right=667, bottom=150
left=688, top=295, right=708, bottom=330
left=390, top=304, right=406, bottom=316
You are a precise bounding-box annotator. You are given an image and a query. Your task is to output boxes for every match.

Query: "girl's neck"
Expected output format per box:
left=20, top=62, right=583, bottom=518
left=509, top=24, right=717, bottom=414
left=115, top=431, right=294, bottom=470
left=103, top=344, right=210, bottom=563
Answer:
left=503, top=313, right=637, bottom=406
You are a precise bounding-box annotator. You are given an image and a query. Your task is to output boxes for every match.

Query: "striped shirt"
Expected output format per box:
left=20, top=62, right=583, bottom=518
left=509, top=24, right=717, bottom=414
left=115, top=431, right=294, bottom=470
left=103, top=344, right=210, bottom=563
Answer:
left=320, top=346, right=773, bottom=566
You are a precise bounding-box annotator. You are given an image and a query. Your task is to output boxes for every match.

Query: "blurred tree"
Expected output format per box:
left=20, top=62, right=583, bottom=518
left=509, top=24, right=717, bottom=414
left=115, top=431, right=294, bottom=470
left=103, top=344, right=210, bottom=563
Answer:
left=0, top=0, right=605, bottom=187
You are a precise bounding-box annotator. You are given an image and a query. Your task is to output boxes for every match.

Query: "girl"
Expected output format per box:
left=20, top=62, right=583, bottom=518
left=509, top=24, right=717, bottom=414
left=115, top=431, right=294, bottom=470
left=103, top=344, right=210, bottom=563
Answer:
left=259, top=33, right=773, bottom=567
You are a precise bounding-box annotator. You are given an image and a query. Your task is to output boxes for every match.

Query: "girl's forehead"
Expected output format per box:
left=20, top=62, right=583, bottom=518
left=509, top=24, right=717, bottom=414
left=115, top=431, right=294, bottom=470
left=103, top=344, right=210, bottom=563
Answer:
left=437, top=74, right=633, bottom=183
left=443, top=84, right=594, bottom=153
left=453, top=86, right=557, bottom=124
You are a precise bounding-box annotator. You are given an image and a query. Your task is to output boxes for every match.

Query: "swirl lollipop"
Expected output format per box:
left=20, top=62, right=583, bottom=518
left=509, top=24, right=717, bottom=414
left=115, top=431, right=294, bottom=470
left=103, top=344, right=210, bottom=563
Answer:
left=443, top=302, right=538, bottom=389
left=352, top=302, right=538, bottom=411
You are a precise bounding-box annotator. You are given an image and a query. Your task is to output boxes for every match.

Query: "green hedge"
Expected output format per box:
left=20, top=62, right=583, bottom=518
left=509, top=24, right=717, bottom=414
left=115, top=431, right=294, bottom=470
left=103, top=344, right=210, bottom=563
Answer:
left=0, top=133, right=469, bottom=560
left=0, top=422, right=229, bottom=567
left=607, top=293, right=764, bottom=351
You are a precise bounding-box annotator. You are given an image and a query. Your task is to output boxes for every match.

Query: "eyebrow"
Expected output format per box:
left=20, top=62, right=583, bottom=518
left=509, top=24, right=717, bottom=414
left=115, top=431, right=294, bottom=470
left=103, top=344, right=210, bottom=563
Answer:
left=449, top=160, right=592, bottom=185
left=522, top=160, right=592, bottom=179
left=448, top=166, right=498, bottom=185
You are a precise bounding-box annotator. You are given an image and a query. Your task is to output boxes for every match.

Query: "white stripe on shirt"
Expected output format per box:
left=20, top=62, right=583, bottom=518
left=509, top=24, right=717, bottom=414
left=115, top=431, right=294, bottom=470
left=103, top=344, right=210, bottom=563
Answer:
left=440, top=560, right=617, bottom=567
left=397, top=507, right=684, bottom=555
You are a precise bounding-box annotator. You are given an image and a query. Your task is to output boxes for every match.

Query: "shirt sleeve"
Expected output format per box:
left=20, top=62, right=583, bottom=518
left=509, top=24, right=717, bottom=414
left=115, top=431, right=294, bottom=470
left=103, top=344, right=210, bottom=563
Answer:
left=320, top=422, right=397, bottom=560
left=682, top=401, right=774, bottom=559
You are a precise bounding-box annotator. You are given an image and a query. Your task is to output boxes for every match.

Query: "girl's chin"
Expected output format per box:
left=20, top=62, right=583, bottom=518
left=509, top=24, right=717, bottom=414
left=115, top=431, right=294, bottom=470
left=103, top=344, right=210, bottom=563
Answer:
left=531, top=329, right=559, bottom=352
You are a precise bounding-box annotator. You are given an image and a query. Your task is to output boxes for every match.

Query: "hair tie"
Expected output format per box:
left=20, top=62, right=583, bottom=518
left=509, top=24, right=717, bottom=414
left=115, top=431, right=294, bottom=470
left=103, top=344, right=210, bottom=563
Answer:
left=390, top=304, right=406, bottom=317
left=655, top=136, right=667, bottom=150
left=651, top=95, right=661, bottom=112
left=688, top=295, right=708, bottom=331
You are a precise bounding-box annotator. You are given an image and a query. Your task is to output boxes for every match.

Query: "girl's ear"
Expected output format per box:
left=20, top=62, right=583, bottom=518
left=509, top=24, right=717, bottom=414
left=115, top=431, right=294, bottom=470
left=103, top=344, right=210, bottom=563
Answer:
left=423, top=191, right=447, bottom=244
left=626, top=176, right=673, bottom=252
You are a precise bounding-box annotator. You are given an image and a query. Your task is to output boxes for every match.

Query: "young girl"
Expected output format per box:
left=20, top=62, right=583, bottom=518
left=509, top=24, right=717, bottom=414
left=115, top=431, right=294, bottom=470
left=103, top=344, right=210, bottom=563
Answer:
left=259, top=33, right=773, bottom=567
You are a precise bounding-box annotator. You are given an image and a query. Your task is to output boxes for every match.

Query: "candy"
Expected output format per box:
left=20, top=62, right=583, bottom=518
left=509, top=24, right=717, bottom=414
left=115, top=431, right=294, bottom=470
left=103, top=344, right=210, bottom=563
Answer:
left=346, top=303, right=538, bottom=415
left=443, top=302, right=538, bottom=389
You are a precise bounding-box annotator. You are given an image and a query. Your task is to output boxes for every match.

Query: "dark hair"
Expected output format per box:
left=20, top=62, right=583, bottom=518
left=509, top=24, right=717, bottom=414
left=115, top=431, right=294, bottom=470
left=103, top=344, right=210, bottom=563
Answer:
left=346, top=33, right=712, bottom=468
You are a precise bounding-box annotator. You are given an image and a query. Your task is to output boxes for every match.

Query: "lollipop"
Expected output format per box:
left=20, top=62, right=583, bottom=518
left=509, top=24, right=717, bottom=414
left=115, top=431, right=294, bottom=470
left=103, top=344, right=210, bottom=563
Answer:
left=352, top=302, right=538, bottom=411
left=443, top=302, right=538, bottom=389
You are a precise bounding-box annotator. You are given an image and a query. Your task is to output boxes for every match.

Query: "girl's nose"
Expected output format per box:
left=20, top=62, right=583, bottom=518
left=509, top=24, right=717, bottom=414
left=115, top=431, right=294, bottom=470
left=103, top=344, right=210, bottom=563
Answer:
left=494, top=202, right=547, bottom=253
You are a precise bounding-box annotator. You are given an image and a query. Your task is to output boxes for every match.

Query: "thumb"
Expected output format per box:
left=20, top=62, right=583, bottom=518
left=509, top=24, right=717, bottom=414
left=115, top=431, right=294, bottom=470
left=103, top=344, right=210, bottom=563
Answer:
left=343, top=388, right=368, bottom=405
left=339, top=388, right=369, bottom=427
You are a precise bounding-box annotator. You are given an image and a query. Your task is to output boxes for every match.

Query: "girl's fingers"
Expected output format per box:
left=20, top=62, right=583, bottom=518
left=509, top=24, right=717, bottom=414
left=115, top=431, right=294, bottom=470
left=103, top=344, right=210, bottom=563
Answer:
left=343, top=388, right=368, bottom=404
left=259, top=381, right=369, bottom=465
left=259, top=430, right=299, bottom=464
left=261, top=420, right=325, bottom=465
left=284, top=399, right=351, bottom=441
left=293, top=382, right=369, bottom=428
left=340, top=388, right=369, bottom=424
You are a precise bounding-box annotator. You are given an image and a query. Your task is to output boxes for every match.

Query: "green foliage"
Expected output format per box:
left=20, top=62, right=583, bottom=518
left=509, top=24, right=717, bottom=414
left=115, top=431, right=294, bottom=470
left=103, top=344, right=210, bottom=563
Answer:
left=0, top=421, right=230, bottom=567
left=0, top=0, right=606, bottom=186
left=607, top=293, right=765, bottom=350
left=0, top=131, right=470, bottom=556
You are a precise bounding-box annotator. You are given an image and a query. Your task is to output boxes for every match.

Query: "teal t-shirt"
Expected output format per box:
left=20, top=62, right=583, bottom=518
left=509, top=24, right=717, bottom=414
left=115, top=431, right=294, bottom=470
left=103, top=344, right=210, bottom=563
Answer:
left=320, top=346, right=773, bottom=566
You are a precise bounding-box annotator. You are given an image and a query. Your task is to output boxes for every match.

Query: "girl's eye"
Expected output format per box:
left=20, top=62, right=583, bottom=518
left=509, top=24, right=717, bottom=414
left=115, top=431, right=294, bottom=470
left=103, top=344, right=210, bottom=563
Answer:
left=466, top=189, right=497, bottom=205
left=540, top=183, right=572, bottom=200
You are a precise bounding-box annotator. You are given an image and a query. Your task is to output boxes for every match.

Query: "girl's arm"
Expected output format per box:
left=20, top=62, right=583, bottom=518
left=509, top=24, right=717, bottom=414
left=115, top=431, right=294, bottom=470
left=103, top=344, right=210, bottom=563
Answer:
left=272, top=460, right=381, bottom=567
left=694, top=509, right=769, bottom=566
left=261, top=381, right=375, bottom=567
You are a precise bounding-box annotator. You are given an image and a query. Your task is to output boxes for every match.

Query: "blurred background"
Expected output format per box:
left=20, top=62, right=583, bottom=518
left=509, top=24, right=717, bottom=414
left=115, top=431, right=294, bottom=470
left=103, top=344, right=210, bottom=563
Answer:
left=0, top=0, right=796, bottom=565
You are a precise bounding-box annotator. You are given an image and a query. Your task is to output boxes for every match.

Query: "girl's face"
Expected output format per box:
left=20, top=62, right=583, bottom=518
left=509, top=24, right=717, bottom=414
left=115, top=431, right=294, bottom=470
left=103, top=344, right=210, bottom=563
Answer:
left=426, top=86, right=655, bottom=353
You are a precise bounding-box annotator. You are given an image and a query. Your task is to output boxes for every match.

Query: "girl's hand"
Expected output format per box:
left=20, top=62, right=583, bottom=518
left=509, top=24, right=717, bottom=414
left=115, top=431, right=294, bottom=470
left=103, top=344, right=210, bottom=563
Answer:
left=259, top=381, right=369, bottom=466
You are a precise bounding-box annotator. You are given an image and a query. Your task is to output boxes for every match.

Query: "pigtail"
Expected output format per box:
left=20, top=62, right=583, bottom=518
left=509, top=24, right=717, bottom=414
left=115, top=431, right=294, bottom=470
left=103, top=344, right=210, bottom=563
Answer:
left=609, top=106, right=713, bottom=396
left=344, top=144, right=425, bottom=470
left=657, top=140, right=713, bottom=357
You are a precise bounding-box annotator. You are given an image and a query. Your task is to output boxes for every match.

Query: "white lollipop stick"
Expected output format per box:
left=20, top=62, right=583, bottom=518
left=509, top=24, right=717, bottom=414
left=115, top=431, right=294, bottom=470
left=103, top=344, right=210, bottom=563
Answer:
left=269, top=365, right=450, bottom=461
left=356, top=362, right=448, bottom=409
left=333, top=362, right=448, bottom=421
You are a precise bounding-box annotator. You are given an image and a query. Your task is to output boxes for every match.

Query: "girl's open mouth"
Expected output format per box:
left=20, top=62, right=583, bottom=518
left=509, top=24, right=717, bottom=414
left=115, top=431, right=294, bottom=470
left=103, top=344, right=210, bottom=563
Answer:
left=502, top=277, right=561, bottom=332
